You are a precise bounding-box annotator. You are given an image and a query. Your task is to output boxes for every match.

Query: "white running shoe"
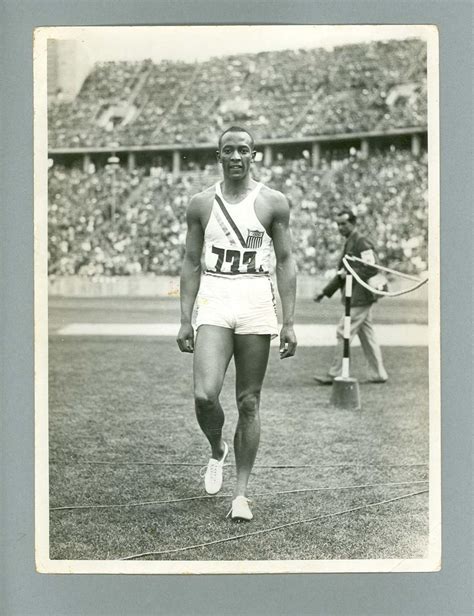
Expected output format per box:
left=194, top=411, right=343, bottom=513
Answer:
left=202, top=442, right=228, bottom=495
left=227, top=496, right=253, bottom=521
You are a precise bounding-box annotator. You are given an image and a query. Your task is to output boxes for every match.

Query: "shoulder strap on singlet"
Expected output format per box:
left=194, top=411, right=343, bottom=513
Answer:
left=215, top=181, right=263, bottom=203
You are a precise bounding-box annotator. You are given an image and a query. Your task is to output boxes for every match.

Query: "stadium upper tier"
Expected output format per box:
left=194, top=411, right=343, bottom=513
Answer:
left=48, top=39, right=427, bottom=149
left=48, top=149, right=428, bottom=278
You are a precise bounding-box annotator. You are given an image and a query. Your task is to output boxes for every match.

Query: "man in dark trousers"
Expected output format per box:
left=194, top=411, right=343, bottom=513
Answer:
left=314, top=208, right=388, bottom=384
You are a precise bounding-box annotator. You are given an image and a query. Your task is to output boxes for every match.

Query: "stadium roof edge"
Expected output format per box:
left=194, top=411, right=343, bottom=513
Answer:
left=48, top=126, right=427, bottom=154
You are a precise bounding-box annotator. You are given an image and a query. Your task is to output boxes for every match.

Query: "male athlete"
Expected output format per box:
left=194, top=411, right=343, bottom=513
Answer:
left=177, top=126, right=297, bottom=521
left=314, top=208, right=388, bottom=384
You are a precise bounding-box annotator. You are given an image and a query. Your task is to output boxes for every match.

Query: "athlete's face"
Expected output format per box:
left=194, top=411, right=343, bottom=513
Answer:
left=335, top=214, right=355, bottom=237
left=217, top=132, right=255, bottom=180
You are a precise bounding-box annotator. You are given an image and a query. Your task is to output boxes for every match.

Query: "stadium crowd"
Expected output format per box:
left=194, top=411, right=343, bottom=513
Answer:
left=48, top=39, right=427, bottom=148
left=48, top=148, right=428, bottom=278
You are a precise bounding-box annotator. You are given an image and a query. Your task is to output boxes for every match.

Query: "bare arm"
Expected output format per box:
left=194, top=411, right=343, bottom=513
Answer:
left=271, top=192, right=297, bottom=359
left=176, top=196, right=205, bottom=353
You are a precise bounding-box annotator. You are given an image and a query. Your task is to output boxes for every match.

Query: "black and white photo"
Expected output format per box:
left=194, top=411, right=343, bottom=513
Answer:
left=34, top=25, right=440, bottom=574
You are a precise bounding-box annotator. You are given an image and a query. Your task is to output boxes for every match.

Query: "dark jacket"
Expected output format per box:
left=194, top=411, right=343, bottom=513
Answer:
left=322, top=230, right=378, bottom=307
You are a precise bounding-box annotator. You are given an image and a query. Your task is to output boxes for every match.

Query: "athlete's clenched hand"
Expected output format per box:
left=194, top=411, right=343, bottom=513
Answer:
left=176, top=323, right=195, bottom=353
left=279, top=324, right=297, bottom=359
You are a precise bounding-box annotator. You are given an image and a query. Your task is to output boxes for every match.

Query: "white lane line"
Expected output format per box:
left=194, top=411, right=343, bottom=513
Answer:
left=55, top=323, right=428, bottom=346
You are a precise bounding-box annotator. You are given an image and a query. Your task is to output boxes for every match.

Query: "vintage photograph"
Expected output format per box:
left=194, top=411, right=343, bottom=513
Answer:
left=34, top=25, right=440, bottom=574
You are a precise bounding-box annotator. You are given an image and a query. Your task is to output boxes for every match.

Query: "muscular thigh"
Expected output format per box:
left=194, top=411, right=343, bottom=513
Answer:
left=233, top=334, right=271, bottom=398
left=193, top=325, right=234, bottom=398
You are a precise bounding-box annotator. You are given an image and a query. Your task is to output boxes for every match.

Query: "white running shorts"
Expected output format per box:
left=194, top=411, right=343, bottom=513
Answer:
left=194, top=274, right=279, bottom=338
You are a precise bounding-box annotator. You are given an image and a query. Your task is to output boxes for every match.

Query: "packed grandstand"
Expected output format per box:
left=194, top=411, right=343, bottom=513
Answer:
left=48, top=39, right=428, bottom=278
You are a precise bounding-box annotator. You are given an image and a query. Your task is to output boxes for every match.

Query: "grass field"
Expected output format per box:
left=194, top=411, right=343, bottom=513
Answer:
left=48, top=296, right=429, bottom=562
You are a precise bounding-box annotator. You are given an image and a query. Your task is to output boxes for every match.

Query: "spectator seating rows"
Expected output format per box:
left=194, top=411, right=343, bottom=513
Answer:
left=48, top=148, right=428, bottom=278
left=48, top=39, right=427, bottom=148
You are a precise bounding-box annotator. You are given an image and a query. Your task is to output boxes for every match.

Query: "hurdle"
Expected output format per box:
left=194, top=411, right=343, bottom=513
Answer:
left=330, top=272, right=361, bottom=411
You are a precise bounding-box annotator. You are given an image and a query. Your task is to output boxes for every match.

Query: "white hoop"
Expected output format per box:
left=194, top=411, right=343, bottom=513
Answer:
left=342, top=255, right=428, bottom=297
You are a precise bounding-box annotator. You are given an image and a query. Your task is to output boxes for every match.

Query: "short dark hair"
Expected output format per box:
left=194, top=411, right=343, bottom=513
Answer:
left=335, top=208, right=357, bottom=224
left=218, top=126, right=255, bottom=151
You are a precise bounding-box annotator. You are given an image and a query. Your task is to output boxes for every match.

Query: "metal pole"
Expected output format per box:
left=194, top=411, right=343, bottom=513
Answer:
left=341, top=273, right=352, bottom=379
left=111, top=166, right=117, bottom=221
left=330, top=269, right=360, bottom=410
left=107, top=153, right=120, bottom=222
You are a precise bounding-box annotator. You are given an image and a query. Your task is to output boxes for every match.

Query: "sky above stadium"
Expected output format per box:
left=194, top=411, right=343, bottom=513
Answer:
left=50, top=25, right=429, bottom=63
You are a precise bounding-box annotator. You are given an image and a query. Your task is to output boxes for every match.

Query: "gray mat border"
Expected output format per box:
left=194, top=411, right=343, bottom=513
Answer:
left=1, top=0, right=472, bottom=614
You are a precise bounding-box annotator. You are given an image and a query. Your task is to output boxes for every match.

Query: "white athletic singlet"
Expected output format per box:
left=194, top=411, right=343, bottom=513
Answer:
left=203, top=182, right=272, bottom=277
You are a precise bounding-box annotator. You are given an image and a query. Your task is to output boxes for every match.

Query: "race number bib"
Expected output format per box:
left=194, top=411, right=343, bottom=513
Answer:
left=211, top=245, right=263, bottom=274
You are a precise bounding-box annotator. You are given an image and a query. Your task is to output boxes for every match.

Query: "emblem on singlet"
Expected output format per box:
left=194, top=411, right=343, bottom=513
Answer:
left=246, top=229, right=265, bottom=249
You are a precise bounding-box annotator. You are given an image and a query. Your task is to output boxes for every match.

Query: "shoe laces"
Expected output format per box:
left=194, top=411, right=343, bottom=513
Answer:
left=199, top=458, right=220, bottom=479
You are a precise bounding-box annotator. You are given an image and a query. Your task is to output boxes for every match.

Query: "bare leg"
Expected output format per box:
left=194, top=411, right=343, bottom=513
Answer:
left=233, top=334, right=271, bottom=497
left=193, top=325, right=234, bottom=459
